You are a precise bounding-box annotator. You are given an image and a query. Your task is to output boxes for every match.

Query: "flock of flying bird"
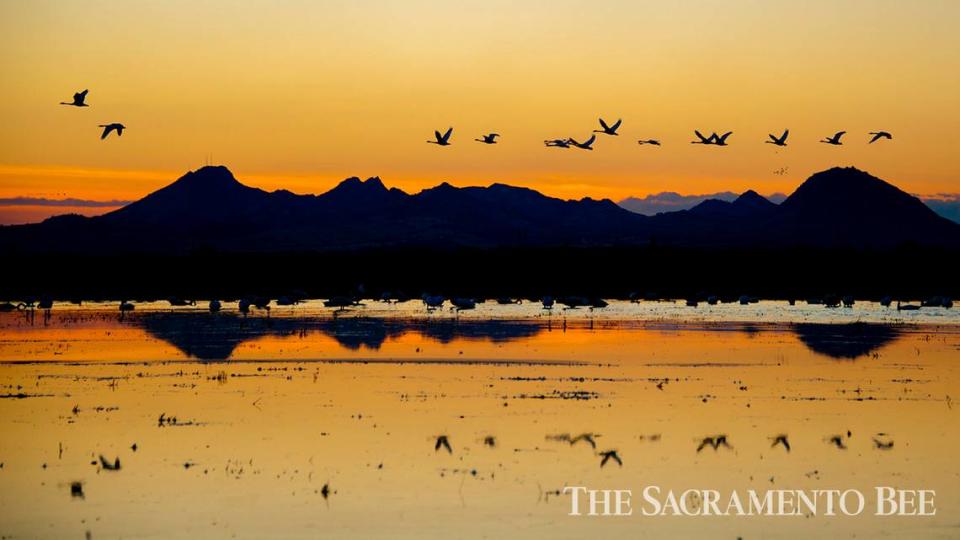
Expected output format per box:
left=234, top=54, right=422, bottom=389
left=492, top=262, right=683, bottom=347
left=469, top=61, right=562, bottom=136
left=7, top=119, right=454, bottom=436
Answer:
left=432, top=428, right=893, bottom=470
left=429, top=117, right=894, bottom=150
left=63, top=88, right=893, bottom=149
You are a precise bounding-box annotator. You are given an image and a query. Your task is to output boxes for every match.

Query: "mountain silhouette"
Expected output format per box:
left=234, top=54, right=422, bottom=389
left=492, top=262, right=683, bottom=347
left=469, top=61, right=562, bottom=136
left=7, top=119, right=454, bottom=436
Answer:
left=1, top=165, right=957, bottom=254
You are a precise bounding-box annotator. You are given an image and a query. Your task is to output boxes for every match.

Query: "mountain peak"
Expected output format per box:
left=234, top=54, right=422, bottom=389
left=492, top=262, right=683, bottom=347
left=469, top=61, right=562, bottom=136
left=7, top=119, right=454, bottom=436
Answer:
left=171, top=165, right=243, bottom=190
left=733, top=189, right=776, bottom=210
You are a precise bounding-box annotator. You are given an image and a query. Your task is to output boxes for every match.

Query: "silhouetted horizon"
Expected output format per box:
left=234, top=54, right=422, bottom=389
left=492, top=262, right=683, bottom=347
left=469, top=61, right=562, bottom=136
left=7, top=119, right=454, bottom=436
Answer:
left=1, top=164, right=958, bottom=254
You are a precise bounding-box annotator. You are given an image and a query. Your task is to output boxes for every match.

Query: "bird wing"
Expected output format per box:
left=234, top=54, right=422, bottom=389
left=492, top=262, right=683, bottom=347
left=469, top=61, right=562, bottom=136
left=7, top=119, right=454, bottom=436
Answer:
left=434, top=130, right=442, bottom=142
left=441, top=127, right=453, bottom=142
left=768, top=134, right=778, bottom=143
left=599, top=118, right=609, bottom=130
left=696, top=439, right=710, bottom=452
left=490, top=133, right=499, bottom=138
left=718, top=131, right=732, bottom=143
left=75, top=90, right=87, bottom=102
left=694, top=130, right=709, bottom=142
left=116, top=126, right=124, bottom=136
left=610, top=119, right=622, bottom=131
left=100, top=125, right=111, bottom=139
left=600, top=454, right=610, bottom=467
left=584, top=134, right=596, bottom=146
left=834, top=131, right=846, bottom=140
left=781, top=129, right=789, bottom=142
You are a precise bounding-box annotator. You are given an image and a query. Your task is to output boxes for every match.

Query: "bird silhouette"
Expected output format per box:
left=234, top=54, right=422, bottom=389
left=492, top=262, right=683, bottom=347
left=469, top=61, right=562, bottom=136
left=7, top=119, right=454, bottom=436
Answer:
left=868, top=131, right=892, bottom=144
left=599, top=449, right=622, bottom=467
left=475, top=133, right=499, bottom=144
left=691, top=130, right=713, bottom=144
left=820, top=131, right=845, bottom=145
left=827, top=435, right=847, bottom=449
left=770, top=434, right=791, bottom=452
left=568, top=135, right=596, bottom=150
left=896, top=300, right=921, bottom=311
left=60, top=89, right=89, bottom=107
left=544, top=139, right=571, bottom=148
left=697, top=435, right=733, bottom=452
left=637, top=139, right=661, bottom=145
left=99, top=455, right=121, bottom=470
left=570, top=433, right=598, bottom=449
left=427, top=127, right=453, bottom=146
left=594, top=118, right=622, bottom=136
left=872, top=436, right=894, bottom=450
left=435, top=435, right=452, bottom=454
left=99, top=123, right=125, bottom=139
left=766, top=129, right=789, bottom=146
left=711, top=131, right=733, bottom=146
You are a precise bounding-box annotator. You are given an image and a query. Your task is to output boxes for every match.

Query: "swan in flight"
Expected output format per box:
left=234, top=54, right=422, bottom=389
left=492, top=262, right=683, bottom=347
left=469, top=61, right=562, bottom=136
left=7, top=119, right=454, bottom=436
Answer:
left=594, top=118, right=622, bottom=136
left=475, top=133, right=499, bottom=144
left=99, top=123, right=125, bottom=139
left=820, top=131, right=845, bottom=145
left=711, top=131, right=733, bottom=146
left=637, top=139, right=660, bottom=146
left=568, top=134, right=596, bottom=150
left=60, top=89, right=89, bottom=107
left=766, top=129, right=789, bottom=146
left=427, top=127, right=453, bottom=146
left=544, top=139, right=571, bottom=148
left=691, top=130, right=713, bottom=144
left=868, top=131, right=892, bottom=144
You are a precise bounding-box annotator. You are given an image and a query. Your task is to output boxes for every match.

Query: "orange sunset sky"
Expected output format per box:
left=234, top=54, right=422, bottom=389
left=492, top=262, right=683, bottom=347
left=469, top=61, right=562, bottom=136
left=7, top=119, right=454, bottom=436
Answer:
left=1, top=0, right=958, bottom=224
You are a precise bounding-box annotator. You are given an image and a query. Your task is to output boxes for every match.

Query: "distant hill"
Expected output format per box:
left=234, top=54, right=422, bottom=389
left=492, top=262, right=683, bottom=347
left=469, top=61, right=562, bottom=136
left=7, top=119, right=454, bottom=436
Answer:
left=1, top=165, right=957, bottom=254
left=619, top=191, right=787, bottom=215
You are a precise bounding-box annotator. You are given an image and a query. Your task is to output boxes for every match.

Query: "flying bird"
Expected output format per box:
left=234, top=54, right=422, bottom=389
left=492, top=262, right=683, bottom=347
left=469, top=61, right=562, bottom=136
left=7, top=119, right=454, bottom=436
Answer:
left=868, top=131, right=892, bottom=144
left=434, top=435, right=452, bottom=454
left=599, top=450, right=622, bottom=468
left=637, top=139, right=661, bottom=146
left=568, top=135, right=596, bottom=150
left=820, top=131, right=846, bottom=145
left=696, top=435, right=733, bottom=452
left=544, top=139, right=571, bottom=148
left=827, top=435, right=847, bottom=449
left=711, top=131, right=733, bottom=146
left=766, top=129, right=789, bottom=146
left=427, top=127, right=453, bottom=146
left=570, top=433, right=598, bottom=449
left=594, top=118, right=622, bottom=136
left=475, top=133, right=500, bottom=144
left=770, top=434, right=791, bottom=452
left=691, top=130, right=713, bottom=144
left=60, top=89, right=89, bottom=107
left=872, top=436, right=894, bottom=450
left=99, top=123, right=125, bottom=139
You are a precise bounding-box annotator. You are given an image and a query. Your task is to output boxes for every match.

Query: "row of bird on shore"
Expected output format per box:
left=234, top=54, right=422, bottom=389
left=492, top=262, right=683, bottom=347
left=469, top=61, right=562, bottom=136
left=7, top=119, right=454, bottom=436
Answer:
left=0, top=292, right=951, bottom=315
left=428, top=118, right=892, bottom=150
left=61, top=88, right=892, bottom=148
left=432, top=429, right=894, bottom=469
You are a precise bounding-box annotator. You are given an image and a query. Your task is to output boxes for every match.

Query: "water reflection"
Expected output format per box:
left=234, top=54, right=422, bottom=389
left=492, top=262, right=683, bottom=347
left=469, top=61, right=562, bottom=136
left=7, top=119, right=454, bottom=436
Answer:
left=792, top=322, right=902, bottom=360
left=132, top=313, right=903, bottom=361
left=135, top=314, right=546, bottom=360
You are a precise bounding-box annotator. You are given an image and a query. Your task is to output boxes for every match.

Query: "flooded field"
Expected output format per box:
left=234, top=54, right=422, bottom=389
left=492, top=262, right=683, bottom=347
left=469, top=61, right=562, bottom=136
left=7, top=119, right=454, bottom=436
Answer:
left=1, top=302, right=958, bottom=539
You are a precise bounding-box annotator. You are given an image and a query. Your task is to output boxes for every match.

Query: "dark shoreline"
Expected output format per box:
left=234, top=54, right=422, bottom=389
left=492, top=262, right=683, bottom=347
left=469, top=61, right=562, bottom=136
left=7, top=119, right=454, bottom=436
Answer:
left=2, top=245, right=958, bottom=300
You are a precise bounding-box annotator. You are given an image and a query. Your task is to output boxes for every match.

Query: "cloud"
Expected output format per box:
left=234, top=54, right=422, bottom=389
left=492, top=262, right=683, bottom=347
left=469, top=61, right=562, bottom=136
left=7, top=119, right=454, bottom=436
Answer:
left=0, top=197, right=131, bottom=208
left=619, top=191, right=787, bottom=215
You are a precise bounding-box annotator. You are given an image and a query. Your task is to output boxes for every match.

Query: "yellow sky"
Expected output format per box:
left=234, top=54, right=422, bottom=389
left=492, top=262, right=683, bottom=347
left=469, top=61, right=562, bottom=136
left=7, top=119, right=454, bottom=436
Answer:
left=1, top=0, right=958, bottom=221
